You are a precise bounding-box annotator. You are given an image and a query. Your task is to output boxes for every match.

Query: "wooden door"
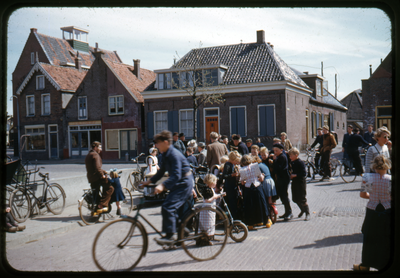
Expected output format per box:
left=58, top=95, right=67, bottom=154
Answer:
left=205, top=117, right=219, bottom=144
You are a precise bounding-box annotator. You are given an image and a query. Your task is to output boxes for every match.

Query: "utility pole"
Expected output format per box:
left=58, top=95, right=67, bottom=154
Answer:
left=335, top=74, right=337, bottom=99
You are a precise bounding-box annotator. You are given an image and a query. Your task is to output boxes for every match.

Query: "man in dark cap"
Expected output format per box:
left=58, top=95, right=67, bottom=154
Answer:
left=273, top=143, right=292, bottom=220
left=232, top=134, right=249, bottom=155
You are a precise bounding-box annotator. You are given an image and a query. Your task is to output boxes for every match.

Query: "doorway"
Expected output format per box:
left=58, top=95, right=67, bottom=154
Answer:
left=120, top=129, right=137, bottom=160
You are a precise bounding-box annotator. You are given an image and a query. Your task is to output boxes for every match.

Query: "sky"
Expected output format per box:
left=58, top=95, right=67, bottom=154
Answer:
left=6, top=7, right=392, bottom=115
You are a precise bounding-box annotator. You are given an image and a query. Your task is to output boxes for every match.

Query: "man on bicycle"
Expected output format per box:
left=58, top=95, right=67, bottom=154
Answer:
left=309, top=127, right=323, bottom=169
left=140, top=130, right=193, bottom=244
left=85, top=141, right=114, bottom=215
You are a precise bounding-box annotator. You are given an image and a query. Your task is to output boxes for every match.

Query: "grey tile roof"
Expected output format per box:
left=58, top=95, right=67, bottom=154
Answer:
left=322, top=88, right=347, bottom=109
left=172, top=43, right=309, bottom=88
left=35, top=32, right=122, bottom=67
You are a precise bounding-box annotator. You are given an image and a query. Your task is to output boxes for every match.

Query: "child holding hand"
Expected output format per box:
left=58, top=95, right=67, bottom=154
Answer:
left=198, top=173, right=226, bottom=246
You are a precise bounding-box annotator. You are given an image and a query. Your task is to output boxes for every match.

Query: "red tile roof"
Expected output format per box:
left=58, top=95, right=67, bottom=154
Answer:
left=103, top=58, right=156, bottom=103
left=41, top=63, right=88, bottom=91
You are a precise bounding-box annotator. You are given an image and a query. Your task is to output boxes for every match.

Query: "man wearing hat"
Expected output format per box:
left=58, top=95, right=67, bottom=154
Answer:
left=309, top=127, right=324, bottom=169
left=197, top=142, right=207, bottom=166
left=320, top=125, right=337, bottom=181
left=273, top=143, right=292, bottom=220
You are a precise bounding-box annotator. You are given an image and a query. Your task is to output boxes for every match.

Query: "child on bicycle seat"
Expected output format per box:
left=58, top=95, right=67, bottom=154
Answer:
left=198, top=174, right=226, bottom=246
left=108, top=169, right=125, bottom=216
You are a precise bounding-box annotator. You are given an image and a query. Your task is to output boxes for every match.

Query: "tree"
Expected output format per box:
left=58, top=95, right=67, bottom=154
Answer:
left=171, top=43, right=225, bottom=140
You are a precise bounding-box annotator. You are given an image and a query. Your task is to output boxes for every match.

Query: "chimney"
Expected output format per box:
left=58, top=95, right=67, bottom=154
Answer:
left=31, top=28, right=37, bottom=34
left=95, top=42, right=98, bottom=53
left=75, top=51, right=82, bottom=71
left=133, top=59, right=141, bottom=80
left=257, top=30, right=265, bottom=44
left=303, top=71, right=309, bottom=75
left=369, top=65, right=372, bottom=77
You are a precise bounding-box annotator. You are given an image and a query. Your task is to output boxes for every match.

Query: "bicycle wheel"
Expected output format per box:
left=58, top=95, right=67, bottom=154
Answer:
left=330, top=159, right=340, bottom=177
left=121, top=187, right=133, bottom=215
left=229, top=221, right=248, bottom=243
left=305, top=162, right=316, bottom=183
left=79, top=195, right=100, bottom=225
left=45, top=183, right=66, bottom=215
left=9, top=188, right=31, bottom=223
left=93, top=218, right=147, bottom=272
left=179, top=206, right=228, bottom=261
left=340, top=163, right=357, bottom=183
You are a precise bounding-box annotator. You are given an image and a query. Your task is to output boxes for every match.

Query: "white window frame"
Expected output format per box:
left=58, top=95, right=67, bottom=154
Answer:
left=203, top=107, right=220, bottom=138
left=179, top=109, right=194, bottom=138
left=78, top=96, right=88, bottom=120
left=229, top=105, right=247, bottom=137
left=108, top=95, right=124, bottom=115
left=25, top=124, right=46, bottom=151
left=36, top=75, right=45, bottom=90
left=31, top=52, right=35, bottom=65
left=41, top=94, right=50, bottom=115
left=257, top=104, right=276, bottom=137
left=154, top=110, right=168, bottom=135
left=26, top=95, right=35, bottom=116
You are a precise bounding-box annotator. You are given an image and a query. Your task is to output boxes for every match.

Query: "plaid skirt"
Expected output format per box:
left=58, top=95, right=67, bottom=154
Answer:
left=199, top=203, right=216, bottom=236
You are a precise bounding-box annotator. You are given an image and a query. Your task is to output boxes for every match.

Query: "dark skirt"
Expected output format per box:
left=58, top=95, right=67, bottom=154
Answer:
left=110, top=181, right=125, bottom=203
left=361, top=206, right=391, bottom=270
left=243, top=185, right=269, bottom=226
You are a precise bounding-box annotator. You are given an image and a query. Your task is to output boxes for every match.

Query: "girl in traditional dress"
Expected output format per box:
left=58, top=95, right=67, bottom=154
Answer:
left=145, top=148, right=159, bottom=179
left=353, top=155, right=392, bottom=271
left=198, top=174, right=225, bottom=246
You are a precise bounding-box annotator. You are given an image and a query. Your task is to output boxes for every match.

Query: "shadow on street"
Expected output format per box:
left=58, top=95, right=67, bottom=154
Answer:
left=293, top=233, right=363, bottom=249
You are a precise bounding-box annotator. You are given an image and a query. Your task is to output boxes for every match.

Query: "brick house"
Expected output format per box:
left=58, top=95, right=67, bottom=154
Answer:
left=12, top=26, right=131, bottom=159
left=362, top=51, right=392, bottom=131
left=15, top=60, right=87, bottom=160
left=340, top=89, right=363, bottom=131
left=143, top=30, right=347, bottom=150
left=66, top=53, right=155, bottom=160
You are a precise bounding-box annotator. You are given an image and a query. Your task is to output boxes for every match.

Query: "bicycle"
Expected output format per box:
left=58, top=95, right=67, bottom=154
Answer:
left=78, top=171, right=133, bottom=225
left=339, top=158, right=357, bottom=183
left=304, top=148, right=339, bottom=182
left=127, top=153, right=146, bottom=191
left=92, top=194, right=229, bottom=271
left=9, top=167, right=66, bottom=223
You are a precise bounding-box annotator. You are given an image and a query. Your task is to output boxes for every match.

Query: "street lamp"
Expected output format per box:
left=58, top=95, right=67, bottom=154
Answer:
left=11, top=95, right=20, bottom=157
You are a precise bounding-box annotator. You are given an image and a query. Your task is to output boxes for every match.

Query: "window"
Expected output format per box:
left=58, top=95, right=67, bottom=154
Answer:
left=26, top=95, right=35, bottom=116
left=105, top=130, right=119, bottom=150
left=180, top=109, right=194, bottom=138
left=218, top=68, right=226, bottom=83
left=158, top=73, right=172, bottom=89
left=31, top=52, right=35, bottom=65
left=316, top=80, right=322, bottom=96
left=109, top=96, right=124, bottom=115
left=230, top=106, right=246, bottom=137
left=25, top=125, right=45, bottom=151
left=172, top=72, right=179, bottom=89
left=41, top=94, right=50, bottom=115
left=258, top=105, right=275, bottom=137
left=204, top=69, right=218, bottom=86
left=154, top=111, right=168, bottom=134
left=78, top=97, right=87, bottom=120
left=36, top=75, right=45, bottom=90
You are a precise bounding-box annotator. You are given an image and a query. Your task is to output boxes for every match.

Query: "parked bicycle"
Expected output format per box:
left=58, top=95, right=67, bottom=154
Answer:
left=339, top=158, right=358, bottom=183
left=127, top=153, right=146, bottom=191
left=78, top=171, right=133, bottom=225
left=9, top=167, right=66, bottom=223
left=304, top=148, right=339, bottom=183
left=92, top=194, right=229, bottom=271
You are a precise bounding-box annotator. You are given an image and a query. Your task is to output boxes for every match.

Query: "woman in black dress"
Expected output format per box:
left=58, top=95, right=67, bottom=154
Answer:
left=221, top=151, right=241, bottom=220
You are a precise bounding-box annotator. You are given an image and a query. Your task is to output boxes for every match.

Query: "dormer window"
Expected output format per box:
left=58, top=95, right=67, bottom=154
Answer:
left=61, top=26, right=89, bottom=52
left=316, top=80, right=322, bottom=96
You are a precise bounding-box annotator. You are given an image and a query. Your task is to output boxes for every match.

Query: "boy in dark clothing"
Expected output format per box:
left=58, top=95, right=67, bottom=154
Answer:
left=186, top=147, right=198, bottom=167
left=272, top=143, right=292, bottom=220
left=348, top=128, right=372, bottom=175
left=288, top=148, right=310, bottom=221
